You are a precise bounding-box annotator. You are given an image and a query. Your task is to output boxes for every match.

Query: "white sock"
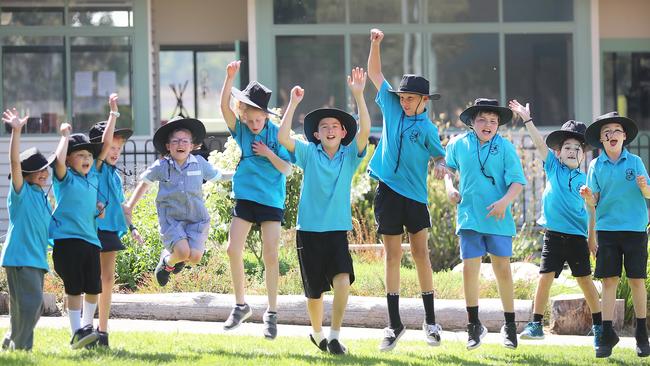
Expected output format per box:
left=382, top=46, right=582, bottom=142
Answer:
left=311, top=330, right=324, bottom=343
left=68, top=309, right=82, bottom=334
left=82, top=301, right=97, bottom=328
left=328, top=329, right=340, bottom=341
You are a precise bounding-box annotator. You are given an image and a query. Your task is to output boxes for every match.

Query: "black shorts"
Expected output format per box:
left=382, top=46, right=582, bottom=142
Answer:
left=374, top=181, right=430, bottom=235
left=233, top=199, right=284, bottom=225
left=98, top=230, right=126, bottom=252
left=297, top=230, right=355, bottom=299
left=594, top=231, right=648, bottom=279
left=52, top=238, right=102, bottom=295
left=539, top=230, right=591, bottom=278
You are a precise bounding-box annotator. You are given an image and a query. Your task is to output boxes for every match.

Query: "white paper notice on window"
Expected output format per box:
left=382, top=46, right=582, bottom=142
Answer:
left=97, top=71, right=117, bottom=97
left=74, top=71, right=93, bottom=97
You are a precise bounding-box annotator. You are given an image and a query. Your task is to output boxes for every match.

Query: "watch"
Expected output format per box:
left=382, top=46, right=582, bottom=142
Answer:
left=110, top=111, right=120, bottom=118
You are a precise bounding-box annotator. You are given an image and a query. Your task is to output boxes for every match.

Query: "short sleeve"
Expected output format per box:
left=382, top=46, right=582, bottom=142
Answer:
left=198, top=156, right=221, bottom=182
left=294, top=139, right=313, bottom=170
left=503, top=141, right=527, bottom=186
left=425, top=125, right=445, bottom=159
left=637, top=156, right=650, bottom=181
left=543, top=149, right=557, bottom=175
left=587, top=160, right=600, bottom=193
left=228, top=118, right=241, bottom=138
left=445, top=139, right=458, bottom=171
left=375, top=79, right=393, bottom=110
left=276, top=143, right=293, bottom=163
left=140, top=159, right=164, bottom=184
left=9, top=181, right=24, bottom=204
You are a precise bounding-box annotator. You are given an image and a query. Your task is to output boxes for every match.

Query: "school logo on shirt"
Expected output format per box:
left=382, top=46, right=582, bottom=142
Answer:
left=268, top=141, right=278, bottom=152
left=409, top=130, right=420, bottom=143
left=490, top=144, right=499, bottom=155
left=626, top=168, right=635, bottom=181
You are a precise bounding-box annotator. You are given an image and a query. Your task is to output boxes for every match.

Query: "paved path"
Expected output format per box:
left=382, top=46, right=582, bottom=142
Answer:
left=0, top=315, right=637, bottom=349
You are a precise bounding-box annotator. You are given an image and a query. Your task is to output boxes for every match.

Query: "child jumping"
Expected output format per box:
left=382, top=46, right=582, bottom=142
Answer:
left=220, top=60, right=293, bottom=339
left=278, top=67, right=370, bottom=354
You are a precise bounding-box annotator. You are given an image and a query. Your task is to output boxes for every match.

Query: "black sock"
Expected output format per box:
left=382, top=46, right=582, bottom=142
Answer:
left=236, top=303, right=246, bottom=308
left=533, top=313, right=543, bottom=323
left=422, top=291, right=435, bottom=324
left=467, top=306, right=479, bottom=324
left=603, top=320, right=613, bottom=332
left=505, top=312, right=515, bottom=324
left=636, top=318, right=648, bottom=342
left=387, top=293, right=402, bottom=329
left=591, top=312, right=602, bottom=326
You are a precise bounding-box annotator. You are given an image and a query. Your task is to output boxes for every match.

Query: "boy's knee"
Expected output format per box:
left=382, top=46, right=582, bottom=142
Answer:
left=602, top=277, right=619, bottom=287
left=410, top=245, right=429, bottom=260
left=226, top=244, right=243, bottom=258
left=628, top=278, right=646, bottom=288
left=188, top=251, right=203, bottom=264
left=262, top=250, right=278, bottom=264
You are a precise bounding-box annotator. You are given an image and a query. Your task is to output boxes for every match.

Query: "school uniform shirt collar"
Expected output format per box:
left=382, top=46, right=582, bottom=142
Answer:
left=316, top=143, right=345, bottom=159
left=165, top=154, right=198, bottom=169
left=598, top=147, right=629, bottom=165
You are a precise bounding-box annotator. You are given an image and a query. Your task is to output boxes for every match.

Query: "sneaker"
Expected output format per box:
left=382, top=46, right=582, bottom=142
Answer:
left=637, top=341, right=650, bottom=357
left=70, top=325, right=99, bottom=350
left=501, top=322, right=518, bottom=349
left=327, top=338, right=347, bottom=355
left=172, top=261, right=185, bottom=274
left=592, top=324, right=603, bottom=351
left=309, top=334, right=327, bottom=352
left=520, top=321, right=544, bottom=340
left=2, top=334, right=11, bottom=350
left=84, top=328, right=109, bottom=349
left=223, top=304, right=252, bottom=331
left=466, top=322, right=487, bottom=350
left=423, top=323, right=442, bottom=346
left=379, top=324, right=405, bottom=352
left=154, top=254, right=174, bottom=287
left=262, top=311, right=278, bottom=339
left=595, top=327, right=619, bottom=358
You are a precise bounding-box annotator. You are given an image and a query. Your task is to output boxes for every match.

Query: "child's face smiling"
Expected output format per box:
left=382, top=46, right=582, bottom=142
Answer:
left=67, top=149, right=94, bottom=175
left=398, top=93, right=427, bottom=116
left=556, top=138, right=584, bottom=169
left=24, top=168, right=49, bottom=189
left=314, top=117, right=346, bottom=150
left=599, top=122, right=626, bottom=154
left=472, top=112, right=499, bottom=143
left=166, top=130, right=193, bottom=163
left=106, top=136, right=126, bottom=165
left=240, top=106, right=267, bottom=134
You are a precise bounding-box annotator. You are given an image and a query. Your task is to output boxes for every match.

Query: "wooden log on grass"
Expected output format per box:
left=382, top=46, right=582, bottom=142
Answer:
left=550, top=294, right=625, bottom=334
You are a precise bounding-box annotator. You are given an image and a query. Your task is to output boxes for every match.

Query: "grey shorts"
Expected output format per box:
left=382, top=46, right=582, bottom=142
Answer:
left=158, top=217, right=210, bottom=253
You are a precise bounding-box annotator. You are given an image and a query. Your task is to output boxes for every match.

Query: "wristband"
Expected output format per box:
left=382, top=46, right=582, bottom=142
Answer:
left=129, top=224, right=137, bottom=232
left=523, top=118, right=533, bottom=124
left=110, top=111, right=120, bottom=118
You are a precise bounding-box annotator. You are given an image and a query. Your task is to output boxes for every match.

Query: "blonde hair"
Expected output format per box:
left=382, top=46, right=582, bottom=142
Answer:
left=235, top=100, right=265, bottom=120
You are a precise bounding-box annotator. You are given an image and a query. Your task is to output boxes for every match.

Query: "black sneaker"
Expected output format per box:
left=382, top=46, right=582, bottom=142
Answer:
left=2, top=333, right=11, bottom=350
left=637, top=341, right=650, bottom=357
left=98, top=330, right=109, bottom=347
left=70, top=325, right=99, bottom=350
left=154, top=254, right=174, bottom=287
left=309, top=334, right=327, bottom=352
left=263, top=311, right=278, bottom=339
left=501, top=322, right=518, bottom=349
left=327, top=339, right=347, bottom=355
left=223, top=304, right=252, bottom=331
left=466, top=322, right=487, bottom=350
left=172, top=262, right=185, bottom=274
left=379, top=324, right=405, bottom=352
left=596, top=327, right=619, bottom=358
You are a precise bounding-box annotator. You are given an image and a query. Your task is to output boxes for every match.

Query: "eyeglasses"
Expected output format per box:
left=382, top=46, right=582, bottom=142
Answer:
left=169, top=138, right=192, bottom=145
left=601, top=129, right=625, bottom=139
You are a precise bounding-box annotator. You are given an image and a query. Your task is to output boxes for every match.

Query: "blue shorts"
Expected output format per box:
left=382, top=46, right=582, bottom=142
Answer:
left=459, top=230, right=512, bottom=260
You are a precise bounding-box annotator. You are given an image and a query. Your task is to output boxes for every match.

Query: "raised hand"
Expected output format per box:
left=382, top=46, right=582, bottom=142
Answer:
left=290, top=85, right=305, bottom=104
left=226, top=60, right=241, bottom=79
left=60, top=122, right=72, bottom=137
left=508, top=99, right=530, bottom=122
left=109, top=93, right=119, bottom=112
left=347, top=67, right=367, bottom=97
left=2, top=108, right=28, bottom=130
left=370, top=28, right=384, bottom=44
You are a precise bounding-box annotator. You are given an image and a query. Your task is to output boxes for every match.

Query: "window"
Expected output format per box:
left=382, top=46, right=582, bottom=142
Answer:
left=604, top=52, right=650, bottom=131
left=1, top=1, right=65, bottom=26
left=428, top=0, right=498, bottom=23
left=273, top=0, right=344, bottom=24
left=503, top=0, right=573, bottom=22
left=68, top=0, right=133, bottom=27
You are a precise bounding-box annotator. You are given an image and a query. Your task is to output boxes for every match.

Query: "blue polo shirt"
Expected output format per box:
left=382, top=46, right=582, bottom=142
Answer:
left=294, top=138, right=366, bottom=232
left=229, top=119, right=292, bottom=209
left=1, top=182, right=51, bottom=271
left=538, top=151, right=588, bottom=237
left=587, top=148, right=649, bottom=232
left=445, top=132, right=527, bottom=236
left=96, top=163, right=128, bottom=237
left=367, top=80, right=445, bottom=204
left=49, top=167, right=101, bottom=248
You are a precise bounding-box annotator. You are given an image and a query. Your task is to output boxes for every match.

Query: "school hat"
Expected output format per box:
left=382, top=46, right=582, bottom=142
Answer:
left=303, top=108, right=357, bottom=146
left=459, top=98, right=513, bottom=126
left=231, top=81, right=278, bottom=116
left=387, top=74, right=441, bottom=100
left=545, top=120, right=590, bottom=151
left=152, top=116, right=206, bottom=154
left=67, top=133, right=102, bottom=156
left=584, top=111, right=638, bottom=149
left=88, top=121, right=133, bottom=143
left=7, top=147, right=56, bottom=179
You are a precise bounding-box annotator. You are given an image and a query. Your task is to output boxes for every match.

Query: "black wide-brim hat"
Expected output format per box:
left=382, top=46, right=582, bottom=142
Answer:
left=387, top=74, right=441, bottom=100
left=303, top=108, right=357, bottom=146
left=153, top=116, right=206, bottom=154
left=89, top=120, right=133, bottom=143
left=459, top=98, right=513, bottom=126
left=67, top=133, right=102, bottom=156
left=584, top=111, right=638, bottom=149
left=231, top=81, right=278, bottom=116
left=545, top=120, right=590, bottom=151
left=7, top=147, right=56, bottom=179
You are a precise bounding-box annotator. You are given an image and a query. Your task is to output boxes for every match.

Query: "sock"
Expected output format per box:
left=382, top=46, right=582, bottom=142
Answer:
left=603, top=320, right=613, bottom=332
left=533, top=313, right=543, bottom=323
left=504, top=312, right=515, bottom=324
left=467, top=306, right=479, bottom=324
left=236, top=303, right=247, bottom=309
left=422, top=291, right=436, bottom=324
left=636, top=318, right=648, bottom=342
left=591, top=312, right=602, bottom=326
left=387, top=293, right=402, bottom=329
left=82, top=300, right=97, bottom=327
left=328, top=329, right=340, bottom=341
left=311, top=330, right=324, bottom=343
left=68, top=309, right=81, bottom=334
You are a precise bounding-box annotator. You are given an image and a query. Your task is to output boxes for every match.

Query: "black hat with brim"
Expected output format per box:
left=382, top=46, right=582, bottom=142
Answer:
left=7, top=147, right=56, bottom=179
left=89, top=120, right=133, bottom=142
left=67, top=133, right=102, bottom=157
left=387, top=74, right=441, bottom=100
left=231, top=81, right=278, bottom=116
left=303, top=108, right=357, bottom=146
left=545, top=120, right=590, bottom=151
left=459, top=98, right=513, bottom=126
left=584, top=111, right=638, bottom=149
left=153, top=116, right=206, bottom=154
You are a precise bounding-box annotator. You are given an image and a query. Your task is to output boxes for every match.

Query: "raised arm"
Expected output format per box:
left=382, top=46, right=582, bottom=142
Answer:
left=348, top=67, right=370, bottom=154
left=2, top=109, right=29, bottom=192
left=509, top=100, right=547, bottom=161
left=220, top=60, right=240, bottom=131
left=368, top=28, right=386, bottom=90
left=278, top=86, right=304, bottom=154
left=53, top=123, right=72, bottom=181
left=96, top=93, right=119, bottom=169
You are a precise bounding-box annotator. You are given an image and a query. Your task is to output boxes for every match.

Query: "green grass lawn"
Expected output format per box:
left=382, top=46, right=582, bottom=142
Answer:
left=0, top=328, right=641, bottom=366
